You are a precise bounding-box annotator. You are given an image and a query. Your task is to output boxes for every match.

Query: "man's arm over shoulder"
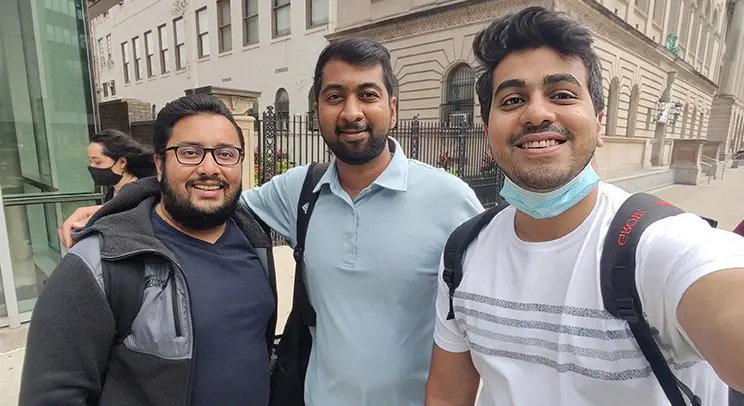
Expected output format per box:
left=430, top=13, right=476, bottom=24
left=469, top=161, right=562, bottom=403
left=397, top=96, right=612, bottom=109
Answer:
left=448, top=178, right=485, bottom=232
left=636, top=214, right=744, bottom=391
left=240, top=165, right=310, bottom=243
left=425, top=257, right=480, bottom=406
left=19, top=247, right=116, bottom=405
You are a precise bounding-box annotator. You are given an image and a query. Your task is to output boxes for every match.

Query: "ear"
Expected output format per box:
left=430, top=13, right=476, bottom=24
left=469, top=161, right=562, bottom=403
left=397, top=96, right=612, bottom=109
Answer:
left=117, top=157, right=128, bottom=172
left=596, top=112, right=605, bottom=148
left=389, top=96, right=398, bottom=129
left=154, top=154, right=164, bottom=182
left=483, top=124, right=495, bottom=157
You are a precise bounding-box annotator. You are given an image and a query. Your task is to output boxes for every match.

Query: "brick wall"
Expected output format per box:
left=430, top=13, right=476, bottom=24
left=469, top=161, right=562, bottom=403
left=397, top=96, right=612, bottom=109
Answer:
left=131, top=121, right=155, bottom=147
left=98, top=99, right=155, bottom=147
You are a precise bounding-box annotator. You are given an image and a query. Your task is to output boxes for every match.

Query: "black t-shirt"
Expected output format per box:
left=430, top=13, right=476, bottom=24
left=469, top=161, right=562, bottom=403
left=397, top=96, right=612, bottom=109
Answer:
left=151, top=209, right=275, bottom=406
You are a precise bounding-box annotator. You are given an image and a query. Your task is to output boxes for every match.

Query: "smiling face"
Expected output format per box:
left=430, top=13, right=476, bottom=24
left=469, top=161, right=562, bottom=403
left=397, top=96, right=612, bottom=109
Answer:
left=486, top=46, right=601, bottom=191
left=154, top=113, right=243, bottom=230
left=316, top=58, right=397, bottom=165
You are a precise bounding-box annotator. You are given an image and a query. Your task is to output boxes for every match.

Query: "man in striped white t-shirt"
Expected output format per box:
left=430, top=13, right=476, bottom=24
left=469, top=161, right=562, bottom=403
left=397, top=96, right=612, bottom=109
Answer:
left=425, top=6, right=744, bottom=406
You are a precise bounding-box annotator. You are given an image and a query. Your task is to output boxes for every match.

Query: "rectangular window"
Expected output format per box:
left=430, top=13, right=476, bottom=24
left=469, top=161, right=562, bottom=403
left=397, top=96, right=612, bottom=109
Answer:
left=97, top=38, right=105, bottom=70
left=158, top=24, right=170, bottom=73
left=652, top=0, right=665, bottom=24
left=106, top=34, right=113, bottom=64
left=243, top=0, right=258, bottom=45
left=102, top=82, right=109, bottom=97
left=121, top=41, right=130, bottom=83
left=217, top=0, right=232, bottom=52
left=144, top=30, right=155, bottom=77
left=273, top=0, right=290, bottom=38
left=307, top=0, right=328, bottom=28
left=132, top=36, right=142, bottom=80
left=174, top=17, right=186, bottom=70
left=196, top=7, right=210, bottom=58
left=110, top=80, right=116, bottom=96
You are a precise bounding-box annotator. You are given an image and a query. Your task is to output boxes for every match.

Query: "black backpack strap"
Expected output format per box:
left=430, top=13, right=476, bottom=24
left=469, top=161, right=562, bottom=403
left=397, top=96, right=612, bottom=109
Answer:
left=442, top=202, right=510, bottom=320
left=293, top=162, right=330, bottom=327
left=601, top=193, right=701, bottom=406
left=102, top=257, right=146, bottom=344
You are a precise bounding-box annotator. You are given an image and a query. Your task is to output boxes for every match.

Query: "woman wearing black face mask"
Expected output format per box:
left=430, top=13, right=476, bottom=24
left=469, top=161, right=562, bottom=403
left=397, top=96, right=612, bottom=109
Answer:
left=87, top=129, right=156, bottom=202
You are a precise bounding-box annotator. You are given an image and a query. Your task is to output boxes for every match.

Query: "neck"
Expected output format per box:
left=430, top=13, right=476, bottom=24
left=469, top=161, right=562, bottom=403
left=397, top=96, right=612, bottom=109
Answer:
left=513, top=186, right=599, bottom=242
left=114, top=174, right=137, bottom=194
left=155, top=201, right=226, bottom=244
left=336, top=142, right=392, bottom=200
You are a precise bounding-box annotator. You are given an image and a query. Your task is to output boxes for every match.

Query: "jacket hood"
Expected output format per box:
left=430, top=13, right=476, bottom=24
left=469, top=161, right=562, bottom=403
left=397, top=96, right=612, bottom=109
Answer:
left=73, top=176, right=176, bottom=261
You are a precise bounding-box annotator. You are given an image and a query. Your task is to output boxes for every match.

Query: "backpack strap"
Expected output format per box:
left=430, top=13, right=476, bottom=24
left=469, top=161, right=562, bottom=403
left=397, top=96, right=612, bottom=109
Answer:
left=600, top=192, right=702, bottom=406
left=293, top=162, right=330, bottom=327
left=442, top=202, right=510, bottom=320
left=102, top=256, right=146, bottom=344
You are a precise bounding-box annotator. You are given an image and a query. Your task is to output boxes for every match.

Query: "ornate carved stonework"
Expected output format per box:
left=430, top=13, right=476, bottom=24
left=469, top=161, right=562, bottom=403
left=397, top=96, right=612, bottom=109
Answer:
left=329, top=0, right=550, bottom=43
left=170, top=0, right=188, bottom=17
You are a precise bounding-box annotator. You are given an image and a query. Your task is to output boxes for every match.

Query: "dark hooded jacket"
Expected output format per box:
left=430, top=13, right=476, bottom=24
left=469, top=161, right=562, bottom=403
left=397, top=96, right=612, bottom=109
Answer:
left=19, top=177, right=278, bottom=406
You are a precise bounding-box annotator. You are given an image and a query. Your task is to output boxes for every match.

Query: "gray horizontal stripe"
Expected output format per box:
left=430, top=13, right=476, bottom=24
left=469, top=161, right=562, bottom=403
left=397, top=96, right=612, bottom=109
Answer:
left=469, top=342, right=698, bottom=381
left=455, top=306, right=633, bottom=340
left=462, top=323, right=643, bottom=361
left=455, top=291, right=615, bottom=320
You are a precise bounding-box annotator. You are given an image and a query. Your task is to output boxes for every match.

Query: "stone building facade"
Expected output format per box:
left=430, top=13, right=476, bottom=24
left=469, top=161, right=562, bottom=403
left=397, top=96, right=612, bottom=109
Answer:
left=329, top=0, right=743, bottom=178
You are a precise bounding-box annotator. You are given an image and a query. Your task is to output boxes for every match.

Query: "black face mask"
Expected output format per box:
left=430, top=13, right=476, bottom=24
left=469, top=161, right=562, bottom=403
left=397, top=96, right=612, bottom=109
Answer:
left=88, top=164, right=123, bottom=186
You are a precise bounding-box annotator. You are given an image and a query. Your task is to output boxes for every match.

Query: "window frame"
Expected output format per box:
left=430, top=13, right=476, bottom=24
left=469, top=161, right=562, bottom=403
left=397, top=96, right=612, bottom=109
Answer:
left=196, top=7, right=210, bottom=58
left=217, top=0, right=232, bottom=53
left=158, top=24, right=170, bottom=74
left=243, top=0, right=259, bottom=45
left=273, top=0, right=291, bottom=38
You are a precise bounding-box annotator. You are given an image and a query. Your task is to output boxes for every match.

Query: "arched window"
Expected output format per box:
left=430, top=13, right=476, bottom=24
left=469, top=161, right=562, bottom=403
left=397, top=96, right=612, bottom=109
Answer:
left=307, top=86, right=318, bottom=131
left=627, top=85, right=640, bottom=137
left=441, top=63, right=474, bottom=126
left=605, top=78, right=620, bottom=136
left=275, top=88, right=290, bottom=131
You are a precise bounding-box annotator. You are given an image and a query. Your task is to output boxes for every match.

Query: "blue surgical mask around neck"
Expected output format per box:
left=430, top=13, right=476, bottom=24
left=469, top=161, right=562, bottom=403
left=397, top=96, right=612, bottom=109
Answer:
left=498, top=163, right=600, bottom=219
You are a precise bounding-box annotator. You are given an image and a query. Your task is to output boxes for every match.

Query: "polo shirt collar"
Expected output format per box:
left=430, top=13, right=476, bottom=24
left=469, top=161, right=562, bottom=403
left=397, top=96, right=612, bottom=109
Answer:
left=313, top=137, right=409, bottom=193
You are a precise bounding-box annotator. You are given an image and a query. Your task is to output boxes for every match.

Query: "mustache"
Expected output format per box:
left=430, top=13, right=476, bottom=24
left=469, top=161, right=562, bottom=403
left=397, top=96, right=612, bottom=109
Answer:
left=336, top=121, right=371, bottom=134
left=508, top=123, right=573, bottom=145
left=186, top=175, right=230, bottom=189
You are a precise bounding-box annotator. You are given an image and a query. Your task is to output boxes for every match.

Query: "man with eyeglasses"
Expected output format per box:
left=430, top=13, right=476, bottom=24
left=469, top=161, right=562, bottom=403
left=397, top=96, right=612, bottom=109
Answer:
left=20, top=93, right=278, bottom=406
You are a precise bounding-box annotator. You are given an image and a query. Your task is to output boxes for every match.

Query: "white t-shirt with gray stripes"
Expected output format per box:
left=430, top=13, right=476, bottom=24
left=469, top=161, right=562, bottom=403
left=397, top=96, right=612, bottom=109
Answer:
left=434, top=182, right=744, bottom=405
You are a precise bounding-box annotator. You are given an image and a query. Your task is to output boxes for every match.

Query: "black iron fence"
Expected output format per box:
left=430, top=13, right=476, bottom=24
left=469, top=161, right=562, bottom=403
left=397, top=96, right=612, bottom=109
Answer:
left=254, top=107, right=505, bottom=214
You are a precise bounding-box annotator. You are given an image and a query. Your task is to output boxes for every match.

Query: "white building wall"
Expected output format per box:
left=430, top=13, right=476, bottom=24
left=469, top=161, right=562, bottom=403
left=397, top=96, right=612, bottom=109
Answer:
left=90, top=0, right=333, bottom=117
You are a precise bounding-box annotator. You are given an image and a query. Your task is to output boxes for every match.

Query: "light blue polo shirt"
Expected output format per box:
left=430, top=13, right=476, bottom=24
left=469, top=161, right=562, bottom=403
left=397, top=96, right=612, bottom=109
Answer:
left=241, top=137, right=483, bottom=406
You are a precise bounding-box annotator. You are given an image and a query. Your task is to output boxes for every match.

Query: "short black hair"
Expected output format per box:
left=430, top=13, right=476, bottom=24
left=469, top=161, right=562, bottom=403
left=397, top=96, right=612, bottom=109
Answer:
left=153, top=93, right=244, bottom=155
left=313, top=37, right=395, bottom=103
left=89, top=129, right=156, bottom=178
left=473, top=6, right=604, bottom=125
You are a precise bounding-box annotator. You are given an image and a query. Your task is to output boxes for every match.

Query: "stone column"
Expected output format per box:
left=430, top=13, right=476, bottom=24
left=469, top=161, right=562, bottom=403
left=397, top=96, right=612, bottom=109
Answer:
left=670, top=139, right=706, bottom=185
left=235, top=115, right=256, bottom=190
left=720, top=0, right=744, bottom=95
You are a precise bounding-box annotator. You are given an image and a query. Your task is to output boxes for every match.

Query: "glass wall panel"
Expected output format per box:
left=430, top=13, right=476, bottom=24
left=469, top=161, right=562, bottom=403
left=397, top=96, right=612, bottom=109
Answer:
left=0, top=0, right=96, bottom=199
left=0, top=0, right=98, bottom=322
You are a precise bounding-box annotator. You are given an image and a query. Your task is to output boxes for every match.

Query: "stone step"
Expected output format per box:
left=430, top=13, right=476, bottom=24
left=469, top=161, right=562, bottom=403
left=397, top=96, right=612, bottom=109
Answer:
left=606, top=167, right=675, bottom=194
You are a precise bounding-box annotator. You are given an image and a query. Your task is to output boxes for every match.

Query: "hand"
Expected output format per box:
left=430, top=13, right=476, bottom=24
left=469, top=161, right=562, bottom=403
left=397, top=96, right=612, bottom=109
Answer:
left=57, top=205, right=102, bottom=249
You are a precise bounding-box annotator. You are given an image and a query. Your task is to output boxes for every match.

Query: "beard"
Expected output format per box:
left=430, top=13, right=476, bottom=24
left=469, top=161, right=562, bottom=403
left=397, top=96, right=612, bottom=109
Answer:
left=159, top=168, right=241, bottom=231
left=325, top=120, right=390, bottom=165
left=497, top=123, right=594, bottom=191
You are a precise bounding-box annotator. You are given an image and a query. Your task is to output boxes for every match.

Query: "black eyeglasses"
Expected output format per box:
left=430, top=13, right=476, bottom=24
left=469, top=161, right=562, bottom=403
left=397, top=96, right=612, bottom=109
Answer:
left=164, top=145, right=244, bottom=166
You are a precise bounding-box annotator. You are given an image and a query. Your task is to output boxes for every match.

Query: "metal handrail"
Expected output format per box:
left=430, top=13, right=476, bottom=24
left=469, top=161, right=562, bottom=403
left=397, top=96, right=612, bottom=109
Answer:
left=700, top=161, right=713, bottom=184
left=701, top=155, right=727, bottom=180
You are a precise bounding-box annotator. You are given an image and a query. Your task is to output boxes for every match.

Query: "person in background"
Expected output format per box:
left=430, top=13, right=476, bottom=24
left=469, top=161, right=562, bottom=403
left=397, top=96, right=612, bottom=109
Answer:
left=88, top=129, right=157, bottom=202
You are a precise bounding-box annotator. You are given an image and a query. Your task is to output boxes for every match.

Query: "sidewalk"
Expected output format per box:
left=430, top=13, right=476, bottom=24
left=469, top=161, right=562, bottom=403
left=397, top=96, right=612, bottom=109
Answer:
left=650, top=167, right=744, bottom=231
left=1, top=168, right=742, bottom=405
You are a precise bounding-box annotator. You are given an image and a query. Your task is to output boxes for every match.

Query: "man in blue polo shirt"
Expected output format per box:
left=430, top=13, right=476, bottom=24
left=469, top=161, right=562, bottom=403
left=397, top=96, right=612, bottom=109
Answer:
left=243, top=38, right=482, bottom=405
left=57, top=38, right=483, bottom=405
